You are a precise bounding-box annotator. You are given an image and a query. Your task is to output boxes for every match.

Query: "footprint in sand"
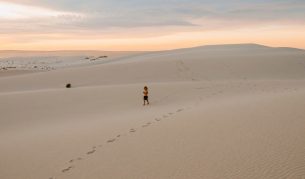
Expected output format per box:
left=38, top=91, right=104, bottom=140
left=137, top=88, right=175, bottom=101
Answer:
left=142, top=122, right=152, bottom=127
left=116, top=135, right=121, bottom=138
left=155, top=118, right=161, bottom=121
left=168, top=113, right=173, bottom=115
left=87, top=149, right=96, bottom=155
left=130, top=129, right=136, bottom=133
left=107, top=138, right=116, bottom=143
left=62, top=166, right=73, bottom=173
left=70, top=156, right=83, bottom=163
left=177, top=109, right=184, bottom=112
left=163, top=115, right=168, bottom=118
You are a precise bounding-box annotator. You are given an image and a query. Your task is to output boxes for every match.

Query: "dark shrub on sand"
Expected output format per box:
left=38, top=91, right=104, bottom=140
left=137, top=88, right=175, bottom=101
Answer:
left=66, top=83, right=71, bottom=88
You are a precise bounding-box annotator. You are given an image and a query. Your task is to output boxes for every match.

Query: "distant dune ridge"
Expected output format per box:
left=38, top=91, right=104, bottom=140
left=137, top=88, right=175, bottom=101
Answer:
left=0, top=44, right=305, bottom=92
left=0, top=44, right=305, bottom=179
left=0, top=50, right=145, bottom=76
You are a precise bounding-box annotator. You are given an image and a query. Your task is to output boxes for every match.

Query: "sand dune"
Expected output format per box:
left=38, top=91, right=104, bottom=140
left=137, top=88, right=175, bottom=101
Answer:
left=0, top=51, right=146, bottom=77
left=0, top=44, right=304, bottom=93
left=0, top=44, right=305, bottom=179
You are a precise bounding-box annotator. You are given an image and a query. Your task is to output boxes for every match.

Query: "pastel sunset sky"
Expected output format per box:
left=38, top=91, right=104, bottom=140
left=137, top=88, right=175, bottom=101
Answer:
left=0, top=0, right=304, bottom=51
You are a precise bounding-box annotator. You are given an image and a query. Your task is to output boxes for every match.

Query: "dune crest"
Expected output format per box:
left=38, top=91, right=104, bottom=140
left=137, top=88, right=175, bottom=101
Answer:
left=1, top=44, right=305, bottom=179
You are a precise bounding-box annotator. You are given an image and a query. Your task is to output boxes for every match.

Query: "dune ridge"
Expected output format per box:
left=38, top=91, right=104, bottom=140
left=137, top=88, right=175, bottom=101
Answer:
left=1, top=44, right=305, bottom=179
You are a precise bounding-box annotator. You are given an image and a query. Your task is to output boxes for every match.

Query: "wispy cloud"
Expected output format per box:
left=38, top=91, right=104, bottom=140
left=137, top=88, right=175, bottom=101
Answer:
left=0, top=0, right=304, bottom=50
left=0, top=1, right=82, bottom=19
left=1, top=1, right=304, bottom=30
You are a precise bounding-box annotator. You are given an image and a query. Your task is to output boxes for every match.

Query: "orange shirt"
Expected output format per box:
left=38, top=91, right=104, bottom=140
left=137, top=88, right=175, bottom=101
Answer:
left=143, top=90, right=148, bottom=96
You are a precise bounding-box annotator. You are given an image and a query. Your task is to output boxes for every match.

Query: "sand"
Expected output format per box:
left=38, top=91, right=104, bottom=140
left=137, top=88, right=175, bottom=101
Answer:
left=0, top=70, right=37, bottom=77
left=0, top=50, right=146, bottom=76
left=0, top=44, right=305, bottom=179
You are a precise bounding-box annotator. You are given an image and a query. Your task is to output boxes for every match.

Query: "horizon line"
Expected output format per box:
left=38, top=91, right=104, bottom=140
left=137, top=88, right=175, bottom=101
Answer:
left=1, top=43, right=305, bottom=52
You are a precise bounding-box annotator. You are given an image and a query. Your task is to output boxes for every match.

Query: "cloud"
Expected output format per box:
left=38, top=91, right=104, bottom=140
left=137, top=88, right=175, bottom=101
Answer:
left=0, top=0, right=304, bottom=48
left=223, top=1, right=305, bottom=22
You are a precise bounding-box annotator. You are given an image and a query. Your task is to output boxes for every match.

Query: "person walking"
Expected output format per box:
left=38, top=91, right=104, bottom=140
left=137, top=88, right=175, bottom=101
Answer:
left=143, top=86, right=149, bottom=106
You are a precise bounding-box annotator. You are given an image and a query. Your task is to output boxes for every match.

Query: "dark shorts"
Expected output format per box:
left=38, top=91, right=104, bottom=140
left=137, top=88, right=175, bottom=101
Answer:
left=144, top=96, right=148, bottom=100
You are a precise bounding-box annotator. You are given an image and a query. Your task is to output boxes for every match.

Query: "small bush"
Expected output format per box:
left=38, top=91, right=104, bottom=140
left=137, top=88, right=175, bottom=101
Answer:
left=66, top=83, right=71, bottom=88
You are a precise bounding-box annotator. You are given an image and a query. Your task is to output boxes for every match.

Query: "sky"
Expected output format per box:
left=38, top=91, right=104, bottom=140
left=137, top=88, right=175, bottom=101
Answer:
left=0, top=0, right=304, bottom=51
